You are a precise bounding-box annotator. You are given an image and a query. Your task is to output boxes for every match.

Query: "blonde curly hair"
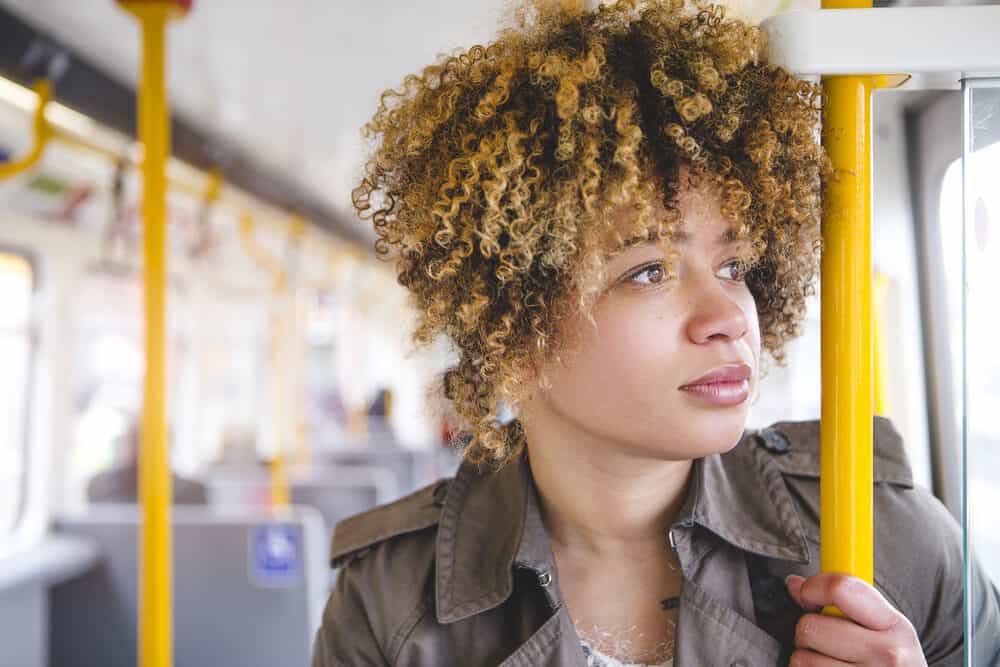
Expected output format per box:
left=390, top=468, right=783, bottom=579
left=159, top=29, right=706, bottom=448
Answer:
left=352, top=0, right=831, bottom=466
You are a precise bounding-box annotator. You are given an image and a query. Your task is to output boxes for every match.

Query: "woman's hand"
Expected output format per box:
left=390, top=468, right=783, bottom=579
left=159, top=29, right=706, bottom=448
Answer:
left=785, top=572, right=927, bottom=666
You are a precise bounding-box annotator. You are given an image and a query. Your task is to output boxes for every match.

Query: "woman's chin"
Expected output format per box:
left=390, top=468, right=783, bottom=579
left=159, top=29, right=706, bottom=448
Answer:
left=658, top=412, right=748, bottom=459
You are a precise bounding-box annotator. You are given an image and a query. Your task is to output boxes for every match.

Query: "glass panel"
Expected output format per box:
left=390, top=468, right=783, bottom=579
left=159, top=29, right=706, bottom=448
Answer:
left=961, top=78, right=1000, bottom=665
left=0, top=251, right=34, bottom=543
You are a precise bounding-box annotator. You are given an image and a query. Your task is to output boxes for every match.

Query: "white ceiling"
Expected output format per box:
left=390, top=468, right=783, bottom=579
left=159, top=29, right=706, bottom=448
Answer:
left=2, top=0, right=861, bottom=223
left=0, top=0, right=508, bottom=221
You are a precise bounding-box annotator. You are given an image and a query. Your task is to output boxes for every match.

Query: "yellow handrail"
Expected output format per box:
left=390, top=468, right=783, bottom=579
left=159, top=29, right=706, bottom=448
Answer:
left=286, top=215, right=310, bottom=468
left=117, top=3, right=188, bottom=667
left=821, top=73, right=874, bottom=600
left=0, top=80, right=53, bottom=180
left=202, top=169, right=223, bottom=204
left=238, top=214, right=287, bottom=290
left=819, top=1, right=908, bottom=615
left=820, top=0, right=875, bottom=615
left=237, top=213, right=291, bottom=508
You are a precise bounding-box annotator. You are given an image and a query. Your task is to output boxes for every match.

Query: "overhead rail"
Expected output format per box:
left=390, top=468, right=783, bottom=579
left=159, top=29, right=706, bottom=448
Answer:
left=0, top=72, right=369, bottom=301
left=0, top=4, right=368, bottom=244
left=0, top=79, right=52, bottom=180
left=0, top=74, right=360, bottom=257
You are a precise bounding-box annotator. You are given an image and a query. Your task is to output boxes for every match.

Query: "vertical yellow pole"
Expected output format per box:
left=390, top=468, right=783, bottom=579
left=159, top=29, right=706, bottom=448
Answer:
left=118, top=3, right=187, bottom=666
left=270, top=302, right=291, bottom=509
left=287, top=217, right=310, bottom=468
left=820, top=0, right=875, bottom=597
left=236, top=214, right=292, bottom=509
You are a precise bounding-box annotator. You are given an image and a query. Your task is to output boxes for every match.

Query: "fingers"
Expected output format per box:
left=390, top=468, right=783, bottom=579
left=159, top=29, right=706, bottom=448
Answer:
left=786, top=572, right=901, bottom=632
left=793, top=611, right=877, bottom=663
left=786, top=574, right=822, bottom=613
left=788, top=649, right=855, bottom=667
left=785, top=573, right=927, bottom=667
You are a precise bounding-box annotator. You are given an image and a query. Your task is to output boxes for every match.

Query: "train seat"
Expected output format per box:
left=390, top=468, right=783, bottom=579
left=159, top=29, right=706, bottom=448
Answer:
left=48, top=505, right=326, bottom=667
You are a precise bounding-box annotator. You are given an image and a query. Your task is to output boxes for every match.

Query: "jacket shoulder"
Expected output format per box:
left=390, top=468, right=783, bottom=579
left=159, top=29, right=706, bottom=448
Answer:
left=749, top=417, right=986, bottom=661
left=754, top=415, right=913, bottom=487
left=329, top=478, right=450, bottom=569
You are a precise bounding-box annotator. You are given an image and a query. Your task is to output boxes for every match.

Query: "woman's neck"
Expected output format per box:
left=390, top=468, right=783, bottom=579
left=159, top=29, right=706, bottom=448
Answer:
left=522, top=414, right=693, bottom=560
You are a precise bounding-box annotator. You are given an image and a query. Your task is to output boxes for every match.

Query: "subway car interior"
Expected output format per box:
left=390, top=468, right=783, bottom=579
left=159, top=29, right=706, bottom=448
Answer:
left=0, top=1, right=997, bottom=666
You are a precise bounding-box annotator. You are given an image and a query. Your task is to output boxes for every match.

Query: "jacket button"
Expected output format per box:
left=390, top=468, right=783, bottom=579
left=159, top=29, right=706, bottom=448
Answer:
left=537, top=570, right=553, bottom=587
left=756, top=429, right=791, bottom=454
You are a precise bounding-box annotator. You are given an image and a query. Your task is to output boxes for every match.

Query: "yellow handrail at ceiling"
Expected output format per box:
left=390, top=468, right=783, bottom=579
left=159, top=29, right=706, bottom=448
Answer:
left=0, top=80, right=53, bottom=180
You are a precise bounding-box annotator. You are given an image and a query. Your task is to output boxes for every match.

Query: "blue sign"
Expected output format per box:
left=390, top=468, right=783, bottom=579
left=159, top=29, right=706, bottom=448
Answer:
left=250, top=523, right=302, bottom=587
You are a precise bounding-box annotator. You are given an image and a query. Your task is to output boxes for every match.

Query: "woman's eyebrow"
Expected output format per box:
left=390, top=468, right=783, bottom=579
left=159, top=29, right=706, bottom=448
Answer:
left=621, top=227, right=738, bottom=247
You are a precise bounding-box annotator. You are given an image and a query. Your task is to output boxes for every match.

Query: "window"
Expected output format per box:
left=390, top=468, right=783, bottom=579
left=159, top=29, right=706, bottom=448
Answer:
left=67, top=272, right=144, bottom=507
left=949, top=82, right=1000, bottom=613
left=0, top=250, right=35, bottom=542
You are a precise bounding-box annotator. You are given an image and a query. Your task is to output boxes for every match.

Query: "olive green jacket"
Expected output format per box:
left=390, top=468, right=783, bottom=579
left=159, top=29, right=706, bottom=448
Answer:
left=312, top=418, right=1000, bottom=666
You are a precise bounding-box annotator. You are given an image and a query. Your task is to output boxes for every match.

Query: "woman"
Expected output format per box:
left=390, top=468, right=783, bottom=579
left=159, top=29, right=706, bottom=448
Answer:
left=313, top=1, right=1000, bottom=664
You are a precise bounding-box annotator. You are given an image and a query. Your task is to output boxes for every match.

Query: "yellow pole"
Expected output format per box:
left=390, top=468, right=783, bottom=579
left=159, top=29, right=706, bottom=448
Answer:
left=270, top=303, right=291, bottom=509
left=237, top=214, right=292, bottom=508
left=286, top=217, right=310, bottom=468
left=118, top=3, right=187, bottom=666
left=820, top=0, right=875, bottom=604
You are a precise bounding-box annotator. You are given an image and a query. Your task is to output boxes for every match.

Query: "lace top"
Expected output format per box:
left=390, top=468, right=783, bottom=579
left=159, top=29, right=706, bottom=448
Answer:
left=581, top=642, right=674, bottom=667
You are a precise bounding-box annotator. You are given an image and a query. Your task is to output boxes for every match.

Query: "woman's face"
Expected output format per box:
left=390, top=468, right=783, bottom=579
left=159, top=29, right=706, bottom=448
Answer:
left=524, top=179, right=761, bottom=461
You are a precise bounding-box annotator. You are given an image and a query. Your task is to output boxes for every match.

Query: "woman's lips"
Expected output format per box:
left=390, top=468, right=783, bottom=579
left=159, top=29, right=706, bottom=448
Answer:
left=678, top=378, right=750, bottom=406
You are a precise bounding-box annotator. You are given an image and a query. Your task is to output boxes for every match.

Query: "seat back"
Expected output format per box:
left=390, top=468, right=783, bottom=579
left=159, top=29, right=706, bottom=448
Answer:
left=49, top=505, right=326, bottom=667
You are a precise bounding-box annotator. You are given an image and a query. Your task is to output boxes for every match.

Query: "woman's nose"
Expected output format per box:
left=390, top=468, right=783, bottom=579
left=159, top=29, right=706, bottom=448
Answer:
left=684, top=276, right=749, bottom=345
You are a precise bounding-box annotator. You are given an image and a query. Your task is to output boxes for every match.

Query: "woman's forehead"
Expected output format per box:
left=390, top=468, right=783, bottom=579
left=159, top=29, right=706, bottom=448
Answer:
left=609, top=201, right=736, bottom=251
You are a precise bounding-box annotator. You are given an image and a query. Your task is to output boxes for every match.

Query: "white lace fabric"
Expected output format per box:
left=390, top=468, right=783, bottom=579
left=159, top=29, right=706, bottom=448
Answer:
left=581, top=641, right=674, bottom=667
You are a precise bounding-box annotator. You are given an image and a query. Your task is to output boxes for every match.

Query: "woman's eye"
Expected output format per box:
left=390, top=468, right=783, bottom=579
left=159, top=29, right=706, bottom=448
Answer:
left=625, top=262, right=667, bottom=286
left=717, top=259, right=746, bottom=281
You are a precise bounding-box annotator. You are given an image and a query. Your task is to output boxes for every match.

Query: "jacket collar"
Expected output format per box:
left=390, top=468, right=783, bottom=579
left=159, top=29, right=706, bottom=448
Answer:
left=435, top=454, right=538, bottom=623
left=434, top=430, right=810, bottom=624
left=671, top=430, right=811, bottom=567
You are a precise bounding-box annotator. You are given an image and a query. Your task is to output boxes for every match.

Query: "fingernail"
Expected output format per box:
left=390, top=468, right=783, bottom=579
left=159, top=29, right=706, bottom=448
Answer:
left=784, top=574, right=797, bottom=586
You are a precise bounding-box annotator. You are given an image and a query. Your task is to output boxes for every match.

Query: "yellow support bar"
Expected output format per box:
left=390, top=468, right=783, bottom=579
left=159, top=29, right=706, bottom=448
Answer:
left=238, top=214, right=287, bottom=290
left=819, top=1, right=910, bottom=614
left=237, top=214, right=292, bottom=509
left=118, top=3, right=188, bottom=667
left=201, top=169, right=224, bottom=204
left=285, top=215, right=310, bottom=468
left=821, top=0, right=877, bottom=615
left=0, top=80, right=53, bottom=180
left=821, top=65, right=875, bottom=614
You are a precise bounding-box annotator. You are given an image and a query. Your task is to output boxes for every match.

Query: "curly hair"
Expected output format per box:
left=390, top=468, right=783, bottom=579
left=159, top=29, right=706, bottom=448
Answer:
left=352, top=0, right=831, bottom=466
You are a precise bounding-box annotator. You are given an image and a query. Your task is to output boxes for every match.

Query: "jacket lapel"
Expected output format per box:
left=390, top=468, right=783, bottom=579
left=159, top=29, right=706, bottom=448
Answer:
left=498, top=609, right=584, bottom=667
left=435, top=455, right=537, bottom=623
left=675, top=578, right=783, bottom=665
left=671, top=431, right=810, bottom=564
